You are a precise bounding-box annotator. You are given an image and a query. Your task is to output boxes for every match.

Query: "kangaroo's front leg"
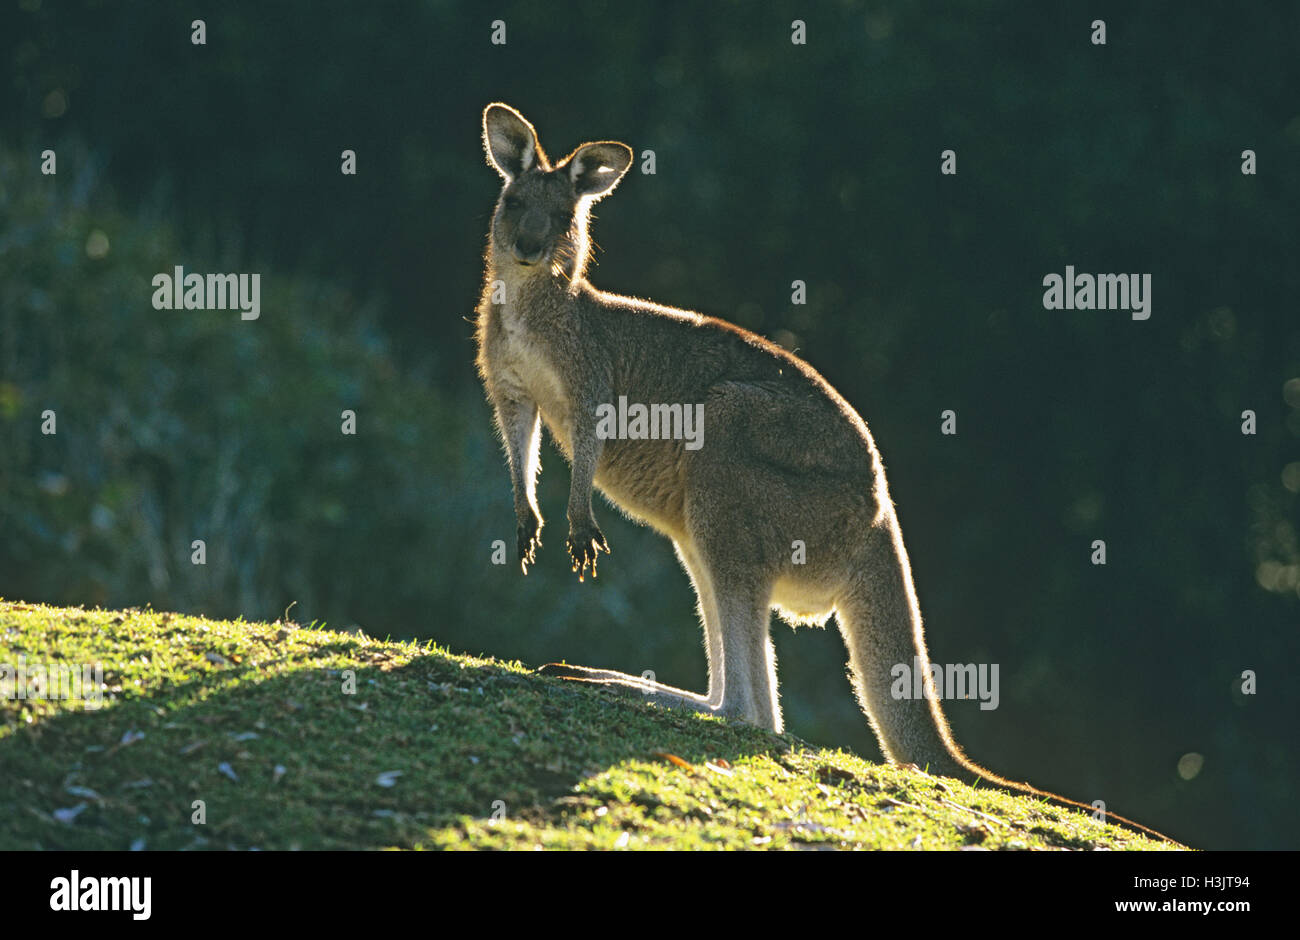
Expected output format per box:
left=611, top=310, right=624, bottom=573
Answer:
left=565, top=401, right=609, bottom=581
left=492, top=393, right=543, bottom=572
left=549, top=397, right=712, bottom=716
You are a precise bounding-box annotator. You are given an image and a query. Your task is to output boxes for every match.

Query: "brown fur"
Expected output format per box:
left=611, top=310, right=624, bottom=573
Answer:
left=472, top=103, right=1178, bottom=845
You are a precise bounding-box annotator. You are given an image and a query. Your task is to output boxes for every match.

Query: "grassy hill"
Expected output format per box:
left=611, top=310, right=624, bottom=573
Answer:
left=0, top=599, right=1179, bottom=850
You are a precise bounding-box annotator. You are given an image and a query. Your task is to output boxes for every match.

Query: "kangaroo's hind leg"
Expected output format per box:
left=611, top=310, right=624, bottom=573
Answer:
left=684, top=512, right=782, bottom=731
left=538, top=543, right=778, bottom=729
left=705, top=572, right=781, bottom=732
left=538, top=538, right=727, bottom=713
left=673, top=539, right=725, bottom=707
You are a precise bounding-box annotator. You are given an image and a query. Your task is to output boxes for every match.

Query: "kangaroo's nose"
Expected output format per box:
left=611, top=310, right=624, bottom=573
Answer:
left=513, top=237, right=545, bottom=265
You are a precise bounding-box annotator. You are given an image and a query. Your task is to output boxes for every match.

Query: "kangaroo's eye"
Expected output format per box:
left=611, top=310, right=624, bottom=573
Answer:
left=503, top=195, right=522, bottom=210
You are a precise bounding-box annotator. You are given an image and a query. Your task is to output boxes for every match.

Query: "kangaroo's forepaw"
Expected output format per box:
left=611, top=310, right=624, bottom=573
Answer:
left=517, top=513, right=542, bottom=574
left=566, top=521, right=608, bottom=581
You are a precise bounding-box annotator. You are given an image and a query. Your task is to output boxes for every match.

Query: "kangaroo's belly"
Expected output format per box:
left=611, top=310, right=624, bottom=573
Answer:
left=771, top=577, right=838, bottom=626
left=591, top=439, right=688, bottom=538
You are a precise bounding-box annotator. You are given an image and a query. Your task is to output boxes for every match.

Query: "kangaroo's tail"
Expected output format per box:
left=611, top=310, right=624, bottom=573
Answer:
left=836, top=509, right=1184, bottom=846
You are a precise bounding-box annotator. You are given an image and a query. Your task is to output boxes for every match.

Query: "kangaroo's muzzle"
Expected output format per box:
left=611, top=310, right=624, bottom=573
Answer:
left=512, top=237, right=547, bottom=265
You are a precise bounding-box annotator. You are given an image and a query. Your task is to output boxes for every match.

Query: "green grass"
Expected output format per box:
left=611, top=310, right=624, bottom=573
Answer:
left=0, top=599, right=1179, bottom=850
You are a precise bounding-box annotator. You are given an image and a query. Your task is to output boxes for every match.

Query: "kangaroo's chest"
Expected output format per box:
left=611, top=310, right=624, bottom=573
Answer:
left=486, top=303, right=575, bottom=452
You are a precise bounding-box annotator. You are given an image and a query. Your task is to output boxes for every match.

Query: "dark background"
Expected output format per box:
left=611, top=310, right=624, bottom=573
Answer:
left=2, top=1, right=1296, bottom=849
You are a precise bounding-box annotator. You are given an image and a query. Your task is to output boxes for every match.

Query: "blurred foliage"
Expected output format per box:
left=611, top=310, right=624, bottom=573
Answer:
left=2, top=0, right=1298, bottom=848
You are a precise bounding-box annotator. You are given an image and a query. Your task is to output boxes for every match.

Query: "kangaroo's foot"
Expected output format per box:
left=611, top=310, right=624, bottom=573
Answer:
left=538, top=664, right=783, bottom=731
left=538, top=662, right=713, bottom=715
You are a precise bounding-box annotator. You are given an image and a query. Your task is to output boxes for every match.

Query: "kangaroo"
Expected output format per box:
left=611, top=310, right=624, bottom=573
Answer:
left=473, top=102, right=1177, bottom=844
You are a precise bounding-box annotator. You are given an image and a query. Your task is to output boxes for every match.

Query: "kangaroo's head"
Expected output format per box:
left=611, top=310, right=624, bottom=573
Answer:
left=482, top=103, right=633, bottom=280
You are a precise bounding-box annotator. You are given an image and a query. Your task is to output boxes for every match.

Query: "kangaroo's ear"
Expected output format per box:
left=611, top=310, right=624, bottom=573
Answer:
left=483, top=103, right=542, bottom=181
left=567, top=142, right=633, bottom=199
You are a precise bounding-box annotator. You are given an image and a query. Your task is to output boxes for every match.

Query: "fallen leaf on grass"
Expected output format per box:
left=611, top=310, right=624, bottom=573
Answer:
left=652, top=751, right=693, bottom=770
left=954, top=821, right=988, bottom=843
left=879, top=796, right=923, bottom=812
left=104, top=729, right=145, bottom=756
left=53, top=803, right=88, bottom=824
left=938, top=797, right=1011, bottom=829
